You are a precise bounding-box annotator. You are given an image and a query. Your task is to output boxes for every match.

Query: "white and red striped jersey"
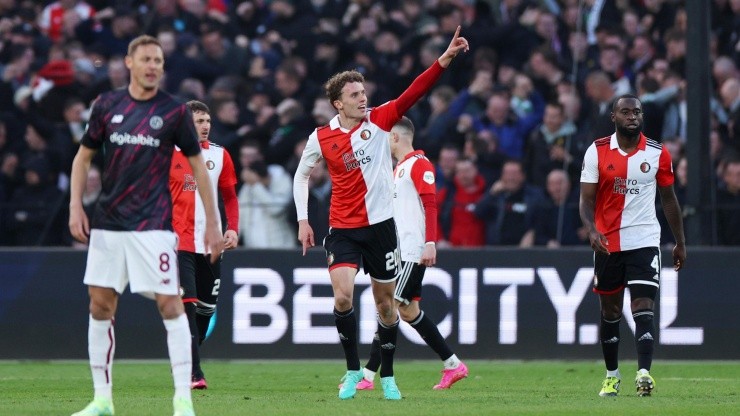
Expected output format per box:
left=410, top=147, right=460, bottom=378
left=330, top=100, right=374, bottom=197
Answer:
left=580, top=133, right=674, bottom=252
left=394, top=151, right=436, bottom=262
left=300, top=111, right=397, bottom=228
left=170, top=141, right=238, bottom=253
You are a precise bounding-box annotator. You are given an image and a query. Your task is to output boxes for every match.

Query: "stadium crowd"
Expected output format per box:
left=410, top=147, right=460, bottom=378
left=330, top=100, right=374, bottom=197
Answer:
left=0, top=0, right=738, bottom=247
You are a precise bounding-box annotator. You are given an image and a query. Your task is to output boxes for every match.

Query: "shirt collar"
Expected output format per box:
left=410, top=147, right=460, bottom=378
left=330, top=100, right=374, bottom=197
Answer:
left=609, top=132, right=646, bottom=151
left=200, top=140, right=209, bottom=149
left=399, top=149, right=425, bottom=164
left=329, top=114, right=342, bottom=131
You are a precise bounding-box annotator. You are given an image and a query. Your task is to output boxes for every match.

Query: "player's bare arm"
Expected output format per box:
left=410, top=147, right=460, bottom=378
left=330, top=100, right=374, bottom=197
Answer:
left=187, top=153, right=224, bottom=262
left=658, top=185, right=686, bottom=270
left=68, top=145, right=97, bottom=244
left=579, top=182, right=609, bottom=254
left=437, top=25, right=470, bottom=68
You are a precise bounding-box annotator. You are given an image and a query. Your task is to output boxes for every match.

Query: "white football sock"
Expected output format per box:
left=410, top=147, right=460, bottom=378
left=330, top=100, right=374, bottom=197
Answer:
left=88, top=315, right=115, bottom=400
left=363, top=367, right=376, bottom=381
left=443, top=354, right=461, bottom=370
left=164, top=314, right=192, bottom=400
left=607, top=369, right=621, bottom=378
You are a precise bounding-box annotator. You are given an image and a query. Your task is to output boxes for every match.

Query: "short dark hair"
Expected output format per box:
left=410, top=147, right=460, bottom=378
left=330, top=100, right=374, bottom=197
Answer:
left=187, top=100, right=210, bottom=114
left=324, top=70, right=365, bottom=106
left=393, top=116, right=415, bottom=136
left=127, top=35, right=161, bottom=56
left=612, top=94, right=641, bottom=112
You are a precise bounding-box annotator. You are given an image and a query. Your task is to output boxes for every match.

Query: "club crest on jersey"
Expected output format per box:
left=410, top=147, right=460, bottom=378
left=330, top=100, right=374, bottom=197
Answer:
left=640, top=161, right=651, bottom=173
left=360, top=129, right=371, bottom=140
left=423, top=171, right=435, bottom=184
left=149, top=116, right=164, bottom=130
left=206, top=159, right=215, bottom=170
left=327, top=252, right=335, bottom=266
left=398, top=169, right=405, bottom=178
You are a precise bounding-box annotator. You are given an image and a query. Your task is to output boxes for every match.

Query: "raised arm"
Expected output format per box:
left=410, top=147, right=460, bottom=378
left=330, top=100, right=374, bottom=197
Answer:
left=437, top=25, right=470, bottom=69
left=393, top=26, right=470, bottom=117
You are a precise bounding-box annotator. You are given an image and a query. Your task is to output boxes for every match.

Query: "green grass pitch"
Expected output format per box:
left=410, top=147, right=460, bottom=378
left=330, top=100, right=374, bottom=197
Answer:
left=1, top=360, right=737, bottom=415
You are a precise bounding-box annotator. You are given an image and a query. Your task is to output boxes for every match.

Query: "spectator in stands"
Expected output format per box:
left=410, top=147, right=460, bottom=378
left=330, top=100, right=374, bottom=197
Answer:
left=74, top=5, right=139, bottom=59
left=462, top=130, right=505, bottom=186
left=81, top=55, right=127, bottom=105
left=716, top=156, right=740, bottom=245
left=53, top=97, right=87, bottom=177
left=584, top=70, right=617, bottom=140
left=526, top=46, right=566, bottom=103
left=598, top=44, right=633, bottom=97
left=525, top=102, right=579, bottom=188
left=237, top=140, right=295, bottom=248
left=209, top=97, right=250, bottom=155
left=197, top=20, right=252, bottom=85
left=434, top=144, right=460, bottom=191
left=272, top=62, right=320, bottom=115
left=438, top=158, right=486, bottom=247
left=416, top=85, right=462, bottom=160
left=142, top=0, right=201, bottom=36
left=532, top=169, right=584, bottom=247
left=4, top=155, right=66, bottom=245
left=21, top=117, right=63, bottom=187
left=38, top=0, right=95, bottom=44
left=475, top=159, right=545, bottom=246
left=470, top=89, right=544, bottom=160
left=265, top=98, right=312, bottom=167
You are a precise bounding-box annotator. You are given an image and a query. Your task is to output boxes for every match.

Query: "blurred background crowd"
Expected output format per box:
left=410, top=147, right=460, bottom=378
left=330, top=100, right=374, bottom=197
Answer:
left=0, top=0, right=738, bottom=248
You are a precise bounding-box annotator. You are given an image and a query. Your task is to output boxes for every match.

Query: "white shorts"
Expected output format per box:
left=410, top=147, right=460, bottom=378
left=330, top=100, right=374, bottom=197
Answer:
left=84, top=229, right=180, bottom=298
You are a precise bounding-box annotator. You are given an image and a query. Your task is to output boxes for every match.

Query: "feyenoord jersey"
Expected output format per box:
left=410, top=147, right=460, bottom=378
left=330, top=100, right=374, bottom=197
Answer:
left=302, top=108, right=401, bottom=228
left=297, top=61, right=444, bottom=228
left=170, top=141, right=237, bottom=253
left=394, top=150, right=436, bottom=263
left=580, top=133, right=674, bottom=252
left=81, top=89, right=200, bottom=231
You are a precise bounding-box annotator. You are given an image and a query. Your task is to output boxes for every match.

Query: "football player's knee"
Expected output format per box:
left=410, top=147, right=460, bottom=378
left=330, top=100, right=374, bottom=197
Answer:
left=334, top=294, right=353, bottom=311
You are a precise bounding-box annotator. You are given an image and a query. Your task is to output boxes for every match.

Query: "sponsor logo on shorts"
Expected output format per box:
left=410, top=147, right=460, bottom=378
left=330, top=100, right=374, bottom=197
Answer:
left=327, top=252, right=335, bottom=266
